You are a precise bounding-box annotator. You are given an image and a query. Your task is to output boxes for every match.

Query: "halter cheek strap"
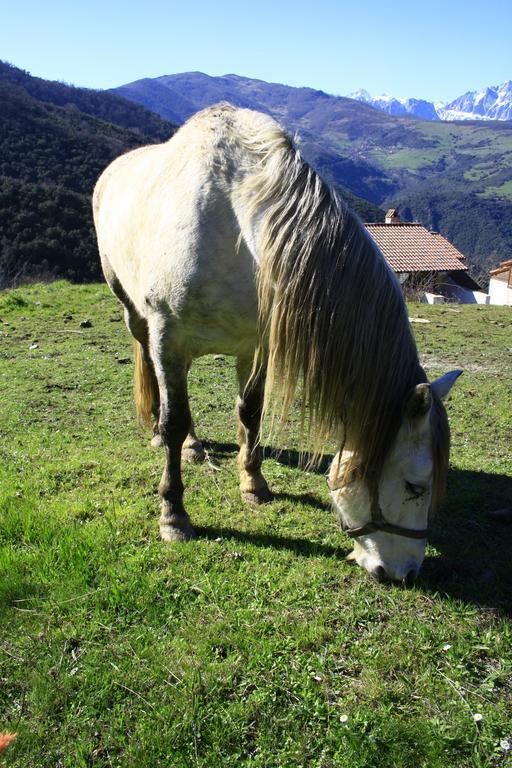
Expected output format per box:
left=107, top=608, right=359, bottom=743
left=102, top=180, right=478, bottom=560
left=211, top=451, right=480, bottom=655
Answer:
left=340, top=517, right=429, bottom=540
left=327, top=478, right=429, bottom=541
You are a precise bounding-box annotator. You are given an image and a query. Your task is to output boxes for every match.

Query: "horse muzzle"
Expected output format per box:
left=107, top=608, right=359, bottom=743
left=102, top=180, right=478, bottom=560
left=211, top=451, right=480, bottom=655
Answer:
left=370, top=563, right=419, bottom=586
left=347, top=547, right=423, bottom=585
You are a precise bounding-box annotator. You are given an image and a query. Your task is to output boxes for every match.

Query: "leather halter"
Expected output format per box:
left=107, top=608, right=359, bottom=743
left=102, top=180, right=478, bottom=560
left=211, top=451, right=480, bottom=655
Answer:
left=327, top=477, right=429, bottom=541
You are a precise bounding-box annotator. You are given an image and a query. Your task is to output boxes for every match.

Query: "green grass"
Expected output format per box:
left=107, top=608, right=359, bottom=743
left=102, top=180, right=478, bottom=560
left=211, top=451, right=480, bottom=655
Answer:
left=374, top=149, right=442, bottom=174
left=1, top=282, right=511, bottom=767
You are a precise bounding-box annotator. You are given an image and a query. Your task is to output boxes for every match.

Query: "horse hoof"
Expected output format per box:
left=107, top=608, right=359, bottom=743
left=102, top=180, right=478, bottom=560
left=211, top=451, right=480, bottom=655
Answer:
left=242, top=488, right=273, bottom=505
left=182, top=445, right=206, bottom=463
left=151, top=434, right=164, bottom=448
left=160, top=521, right=197, bottom=542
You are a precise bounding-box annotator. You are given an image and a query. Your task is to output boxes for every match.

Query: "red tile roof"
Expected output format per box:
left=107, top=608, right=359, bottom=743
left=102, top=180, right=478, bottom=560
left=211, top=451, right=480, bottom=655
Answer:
left=490, top=259, right=512, bottom=287
left=364, top=222, right=468, bottom=273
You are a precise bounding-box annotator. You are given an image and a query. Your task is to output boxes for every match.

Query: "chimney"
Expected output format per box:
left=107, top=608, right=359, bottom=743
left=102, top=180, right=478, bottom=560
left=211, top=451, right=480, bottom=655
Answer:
left=385, top=208, right=401, bottom=225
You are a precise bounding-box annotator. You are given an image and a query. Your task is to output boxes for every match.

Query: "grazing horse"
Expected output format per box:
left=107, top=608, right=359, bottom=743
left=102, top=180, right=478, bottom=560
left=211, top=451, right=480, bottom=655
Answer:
left=93, top=104, right=461, bottom=583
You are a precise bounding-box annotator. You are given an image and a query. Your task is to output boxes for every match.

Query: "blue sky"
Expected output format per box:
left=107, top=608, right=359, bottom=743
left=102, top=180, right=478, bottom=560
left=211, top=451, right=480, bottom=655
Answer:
left=2, top=0, right=511, bottom=102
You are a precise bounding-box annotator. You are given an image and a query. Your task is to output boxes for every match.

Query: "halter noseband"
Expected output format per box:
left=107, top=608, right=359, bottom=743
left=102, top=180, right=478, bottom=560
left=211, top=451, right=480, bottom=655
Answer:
left=327, top=477, right=429, bottom=541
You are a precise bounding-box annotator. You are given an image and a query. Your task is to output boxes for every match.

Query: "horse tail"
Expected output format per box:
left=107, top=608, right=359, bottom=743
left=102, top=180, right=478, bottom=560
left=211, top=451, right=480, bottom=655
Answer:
left=133, top=339, right=154, bottom=428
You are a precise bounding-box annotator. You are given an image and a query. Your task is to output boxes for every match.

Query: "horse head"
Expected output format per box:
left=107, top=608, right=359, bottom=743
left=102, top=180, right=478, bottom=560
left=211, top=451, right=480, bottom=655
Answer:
left=328, top=370, right=462, bottom=584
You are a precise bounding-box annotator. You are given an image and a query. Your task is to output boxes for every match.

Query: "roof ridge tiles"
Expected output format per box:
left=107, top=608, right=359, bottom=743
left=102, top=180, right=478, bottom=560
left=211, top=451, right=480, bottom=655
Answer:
left=363, top=221, right=469, bottom=273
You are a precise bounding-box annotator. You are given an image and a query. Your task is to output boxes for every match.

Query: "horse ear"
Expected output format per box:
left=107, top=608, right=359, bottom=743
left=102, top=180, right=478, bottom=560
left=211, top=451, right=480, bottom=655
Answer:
left=431, top=369, right=463, bottom=401
left=405, top=383, right=432, bottom=420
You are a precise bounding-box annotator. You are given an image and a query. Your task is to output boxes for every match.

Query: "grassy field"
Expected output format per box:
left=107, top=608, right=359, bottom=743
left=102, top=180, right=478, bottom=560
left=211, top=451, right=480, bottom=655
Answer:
left=0, top=281, right=511, bottom=768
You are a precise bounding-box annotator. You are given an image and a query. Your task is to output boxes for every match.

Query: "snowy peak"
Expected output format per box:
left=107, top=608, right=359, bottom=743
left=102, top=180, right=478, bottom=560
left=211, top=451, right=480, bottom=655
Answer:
left=349, top=81, right=512, bottom=122
left=348, top=89, right=415, bottom=118
left=440, top=81, right=512, bottom=121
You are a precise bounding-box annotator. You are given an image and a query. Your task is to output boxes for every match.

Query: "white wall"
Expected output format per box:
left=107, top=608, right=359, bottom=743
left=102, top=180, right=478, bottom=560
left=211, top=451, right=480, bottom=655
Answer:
left=421, top=292, right=445, bottom=304
left=489, top=278, right=512, bottom=306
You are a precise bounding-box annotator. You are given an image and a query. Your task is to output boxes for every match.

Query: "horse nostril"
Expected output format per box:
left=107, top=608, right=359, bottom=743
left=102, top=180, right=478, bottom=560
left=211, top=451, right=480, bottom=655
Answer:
left=404, top=569, right=417, bottom=587
left=371, top=565, right=387, bottom=583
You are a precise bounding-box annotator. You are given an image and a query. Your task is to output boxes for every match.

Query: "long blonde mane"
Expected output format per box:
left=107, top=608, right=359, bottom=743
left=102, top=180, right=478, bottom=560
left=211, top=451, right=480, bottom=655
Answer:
left=232, top=107, right=449, bottom=498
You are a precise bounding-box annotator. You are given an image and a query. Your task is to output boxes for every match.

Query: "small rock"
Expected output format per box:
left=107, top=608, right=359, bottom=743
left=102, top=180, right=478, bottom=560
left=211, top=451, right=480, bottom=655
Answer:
left=29, top=343, right=38, bottom=350
left=80, top=319, right=92, bottom=328
left=116, top=357, right=130, bottom=365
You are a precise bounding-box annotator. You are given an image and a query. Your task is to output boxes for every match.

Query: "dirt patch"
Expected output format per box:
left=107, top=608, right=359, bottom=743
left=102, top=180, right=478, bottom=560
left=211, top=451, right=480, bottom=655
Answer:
left=421, top=355, right=499, bottom=375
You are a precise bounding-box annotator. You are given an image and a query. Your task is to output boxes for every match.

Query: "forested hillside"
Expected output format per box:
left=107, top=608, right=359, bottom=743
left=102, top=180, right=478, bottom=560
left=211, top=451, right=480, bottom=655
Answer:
left=0, top=61, right=176, bottom=286
left=0, top=62, right=384, bottom=287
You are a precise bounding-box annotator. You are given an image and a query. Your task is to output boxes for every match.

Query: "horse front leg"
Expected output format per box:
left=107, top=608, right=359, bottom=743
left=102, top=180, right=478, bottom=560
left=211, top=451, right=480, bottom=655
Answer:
left=152, top=416, right=205, bottom=461
left=151, top=364, right=205, bottom=462
left=151, top=341, right=196, bottom=542
left=236, top=358, right=272, bottom=504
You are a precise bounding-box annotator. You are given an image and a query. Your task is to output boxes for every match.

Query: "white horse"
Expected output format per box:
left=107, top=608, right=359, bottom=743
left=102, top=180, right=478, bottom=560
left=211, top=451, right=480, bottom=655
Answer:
left=93, top=104, right=461, bottom=584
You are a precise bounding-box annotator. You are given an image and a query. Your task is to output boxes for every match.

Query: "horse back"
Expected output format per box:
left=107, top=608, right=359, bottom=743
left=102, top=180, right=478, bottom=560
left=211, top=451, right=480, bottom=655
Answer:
left=93, top=109, right=259, bottom=355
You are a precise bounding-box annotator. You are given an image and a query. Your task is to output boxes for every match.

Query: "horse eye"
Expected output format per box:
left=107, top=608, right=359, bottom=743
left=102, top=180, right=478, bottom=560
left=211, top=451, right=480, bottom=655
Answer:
left=405, top=481, right=425, bottom=499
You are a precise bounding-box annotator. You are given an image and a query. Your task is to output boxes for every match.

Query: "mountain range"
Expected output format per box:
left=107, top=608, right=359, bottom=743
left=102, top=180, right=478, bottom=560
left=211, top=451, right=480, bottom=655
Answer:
left=2, top=61, right=512, bottom=285
left=349, top=81, right=512, bottom=122
left=112, top=72, right=512, bottom=279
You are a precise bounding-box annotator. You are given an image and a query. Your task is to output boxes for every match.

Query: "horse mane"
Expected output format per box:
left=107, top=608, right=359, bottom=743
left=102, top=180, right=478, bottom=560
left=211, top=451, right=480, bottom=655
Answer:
left=212, top=104, right=450, bottom=497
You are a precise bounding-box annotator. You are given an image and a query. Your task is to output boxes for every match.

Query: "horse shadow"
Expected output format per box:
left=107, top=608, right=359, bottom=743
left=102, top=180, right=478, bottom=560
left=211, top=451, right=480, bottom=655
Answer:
left=197, top=524, right=349, bottom=561
left=204, top=440, right=332, bottom=475
left=200, top=441, right=512, bottom=615
left=421, top=467, right=512, bottom=614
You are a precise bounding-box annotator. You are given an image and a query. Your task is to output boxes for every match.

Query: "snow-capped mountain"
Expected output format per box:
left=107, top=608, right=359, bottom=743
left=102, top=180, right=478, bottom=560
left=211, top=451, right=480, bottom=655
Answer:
left=350, top=89, right=440, bottom=121
left=440, top=81, right=512, bottom=121
left=350, top=81, right=512, bottom=122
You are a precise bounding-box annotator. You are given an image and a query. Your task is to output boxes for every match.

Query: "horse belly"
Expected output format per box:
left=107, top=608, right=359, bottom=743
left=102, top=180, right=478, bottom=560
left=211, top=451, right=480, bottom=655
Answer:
left=167, top=231, right=259, bottom=359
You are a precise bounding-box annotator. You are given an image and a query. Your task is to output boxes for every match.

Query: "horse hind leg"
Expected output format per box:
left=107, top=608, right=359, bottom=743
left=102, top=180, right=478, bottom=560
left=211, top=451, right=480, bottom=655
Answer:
left=181, top=417, right=206, bottom=462
left=101, top=262, right=160, bottom=439
left=124, top=308, right=161, bottom=441
left=236, top=357, right=272, bottom=504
